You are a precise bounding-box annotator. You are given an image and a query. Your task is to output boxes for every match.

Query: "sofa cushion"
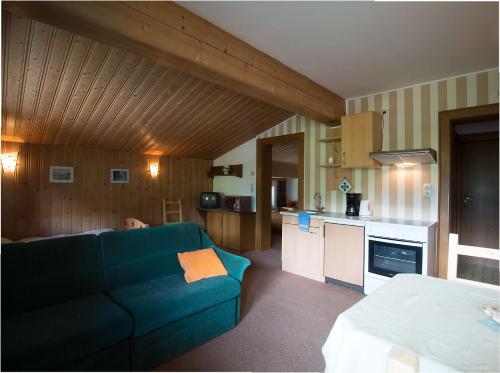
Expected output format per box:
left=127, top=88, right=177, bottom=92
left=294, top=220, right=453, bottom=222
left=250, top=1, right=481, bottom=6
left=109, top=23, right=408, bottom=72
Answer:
left=178, top=248, right=228, bottom=283
left=1, top=235, right=104, bottom=317
left=1, top=293, right=133, bottom=371
left=100, top=222, right=202, bottom=289
left=108, top=273, right=240, bottom=337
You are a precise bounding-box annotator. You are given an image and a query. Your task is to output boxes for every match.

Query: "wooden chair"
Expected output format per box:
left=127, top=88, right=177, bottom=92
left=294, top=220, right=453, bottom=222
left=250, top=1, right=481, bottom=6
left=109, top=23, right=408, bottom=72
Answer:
left=124, top=218, right=149, bottom=229
left=162, top=198, right=183, bottom=224
left=447, top=233, right=499, bottom=290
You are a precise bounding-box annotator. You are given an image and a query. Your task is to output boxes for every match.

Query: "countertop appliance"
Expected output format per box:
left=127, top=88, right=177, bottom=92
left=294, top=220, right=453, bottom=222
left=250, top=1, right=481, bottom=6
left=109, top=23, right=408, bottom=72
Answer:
left=224, top=195, right=252, bottom=212
left=364, top=221, right=437, bottom=295
left=346, top=193, right=361, bottom=216
left=359, top=200, right=373, bottom=217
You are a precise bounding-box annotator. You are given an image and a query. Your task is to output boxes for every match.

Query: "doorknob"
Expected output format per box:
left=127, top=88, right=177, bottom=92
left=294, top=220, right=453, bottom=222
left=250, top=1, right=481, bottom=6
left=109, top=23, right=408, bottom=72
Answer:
left=463, top=194, right=473, bottom=206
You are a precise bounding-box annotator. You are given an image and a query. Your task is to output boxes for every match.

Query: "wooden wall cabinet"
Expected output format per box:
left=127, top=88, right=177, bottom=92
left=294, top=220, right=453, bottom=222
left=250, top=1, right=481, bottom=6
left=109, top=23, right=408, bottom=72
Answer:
left=281, top=215, right=325, bottom=282
left=341, top=111, right=382, bottom=169
left=207, top=211, right=255, bottom=253
left=324, top=223, right=364, bottom=286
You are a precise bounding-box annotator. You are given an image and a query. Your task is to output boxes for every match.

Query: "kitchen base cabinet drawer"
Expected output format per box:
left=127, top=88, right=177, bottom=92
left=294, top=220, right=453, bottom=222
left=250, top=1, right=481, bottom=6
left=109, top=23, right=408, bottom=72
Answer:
left=324, top=223, right=364, bottom=286
left=282, top=220, right=324, bottom=282
left=282, top=215, right=321, bottom=228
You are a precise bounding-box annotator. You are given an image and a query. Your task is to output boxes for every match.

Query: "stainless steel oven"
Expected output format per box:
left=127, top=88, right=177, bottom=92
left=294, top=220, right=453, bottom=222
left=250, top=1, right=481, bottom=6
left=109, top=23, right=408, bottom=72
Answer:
left=368, top=237, right=423, bottom=278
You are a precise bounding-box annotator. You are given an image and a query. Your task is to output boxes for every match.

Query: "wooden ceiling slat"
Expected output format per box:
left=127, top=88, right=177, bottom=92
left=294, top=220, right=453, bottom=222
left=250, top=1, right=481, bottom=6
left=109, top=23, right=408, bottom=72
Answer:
left=29, top=27, right=74, bottom=143
left=127, top=79, right=217, bottom=153
left=195, top=106, right=291, bottom=159
left=25, top=23, right=56, bottom=142
left=2, top=12, right=10, bottom=130
left=201, top=108, right=293, bottom=158
left=89, top=62, right=162, bottom=147
left=182, top=99, right=285, bottom=157
left=60, top=47, right=127, bottom=145
left=153, top=89, right=240, bottom=154
left=132, top=81, right=222, bottom=154
left=12, top=18, right=33, bottom=137
left=40, top=35, right=96, bottom=143
left=116, top=74, right=203, bottom=151
left=65, top=48, right=131, bottom=146
left=2, top=14, right=294, bottom=159
left=106, top=69, right=187, bottom=150
left=167, top=93, right=259, bottom=157
left=48, top=41, right=111, bottom=145
left=3, top=14, right=30, bottom=136
left=76, top=54, right=143, bottom=148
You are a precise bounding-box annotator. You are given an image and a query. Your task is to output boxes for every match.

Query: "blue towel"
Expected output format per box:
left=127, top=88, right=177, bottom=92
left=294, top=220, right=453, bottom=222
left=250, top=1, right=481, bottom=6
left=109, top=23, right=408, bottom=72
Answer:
left=298, top=212, right=311, bottom=232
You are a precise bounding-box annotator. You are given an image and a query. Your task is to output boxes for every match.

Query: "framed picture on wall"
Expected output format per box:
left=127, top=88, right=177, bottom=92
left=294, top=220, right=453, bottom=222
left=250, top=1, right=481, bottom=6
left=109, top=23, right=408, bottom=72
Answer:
left=110, top=168, right=129, bottom=184
left=49, top=166, right=74, bottom=183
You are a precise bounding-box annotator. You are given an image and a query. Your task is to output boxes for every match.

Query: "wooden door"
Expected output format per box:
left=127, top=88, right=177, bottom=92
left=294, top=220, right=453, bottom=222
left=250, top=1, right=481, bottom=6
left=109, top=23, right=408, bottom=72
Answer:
left=457, top=132, right=499, bottom=248
left=324, top=223, right=364, bottom=286
left=222, top=212, right=240, bottom=252
left=341, top=111, right=381, bottom=169
left=207, top=211, right=223, bottom=246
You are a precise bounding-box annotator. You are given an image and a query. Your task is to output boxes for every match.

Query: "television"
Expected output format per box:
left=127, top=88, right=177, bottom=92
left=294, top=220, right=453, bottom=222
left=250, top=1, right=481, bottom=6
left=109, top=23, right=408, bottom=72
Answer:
left=200, top=192, right=222, bottom=209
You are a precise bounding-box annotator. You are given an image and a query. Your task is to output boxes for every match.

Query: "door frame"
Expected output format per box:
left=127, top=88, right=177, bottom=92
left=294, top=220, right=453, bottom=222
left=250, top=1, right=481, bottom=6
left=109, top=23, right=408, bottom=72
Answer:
left=438, top=103, right=498, bottom=278
left=256, top=132, right=304, bottom=251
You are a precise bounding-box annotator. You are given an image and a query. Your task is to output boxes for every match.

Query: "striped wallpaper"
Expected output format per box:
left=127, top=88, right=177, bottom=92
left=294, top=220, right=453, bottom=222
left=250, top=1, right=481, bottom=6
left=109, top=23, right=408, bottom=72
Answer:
left=257, top=68, right=499, bottom=221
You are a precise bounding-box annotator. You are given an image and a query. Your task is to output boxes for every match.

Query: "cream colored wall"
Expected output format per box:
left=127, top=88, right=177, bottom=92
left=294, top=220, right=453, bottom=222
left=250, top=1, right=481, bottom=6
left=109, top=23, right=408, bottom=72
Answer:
left=215, top=68, right=499, bottom=220
left=345, top=68, right=498, bottom=221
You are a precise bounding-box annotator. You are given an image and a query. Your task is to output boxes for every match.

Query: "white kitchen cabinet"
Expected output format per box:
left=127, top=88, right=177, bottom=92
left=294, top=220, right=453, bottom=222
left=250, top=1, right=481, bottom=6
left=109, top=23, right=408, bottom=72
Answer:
left=282, top=215, right=325, bottom=282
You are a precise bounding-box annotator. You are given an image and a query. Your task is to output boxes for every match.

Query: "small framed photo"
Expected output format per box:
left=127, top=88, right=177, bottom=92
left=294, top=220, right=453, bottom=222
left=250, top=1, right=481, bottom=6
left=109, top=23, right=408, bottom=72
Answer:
left=50, top=166, right=74, bottom=183
left=110, top=168, right=129, bottom=184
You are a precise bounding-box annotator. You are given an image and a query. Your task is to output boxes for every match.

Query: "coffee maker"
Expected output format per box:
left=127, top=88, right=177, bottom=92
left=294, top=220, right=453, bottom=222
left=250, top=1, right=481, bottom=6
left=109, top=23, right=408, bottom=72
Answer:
left=345, top=193, right=361, bottom=216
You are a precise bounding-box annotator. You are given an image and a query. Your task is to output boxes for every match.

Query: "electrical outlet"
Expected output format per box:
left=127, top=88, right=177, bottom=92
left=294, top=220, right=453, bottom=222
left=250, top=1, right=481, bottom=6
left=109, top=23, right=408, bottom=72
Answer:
left=423, top=183, right=432, bottom=198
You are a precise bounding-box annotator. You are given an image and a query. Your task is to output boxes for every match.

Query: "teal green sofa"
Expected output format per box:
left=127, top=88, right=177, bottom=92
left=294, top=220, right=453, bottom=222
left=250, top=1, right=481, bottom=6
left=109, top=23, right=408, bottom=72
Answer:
left=1, top=222, right=251, bottom=371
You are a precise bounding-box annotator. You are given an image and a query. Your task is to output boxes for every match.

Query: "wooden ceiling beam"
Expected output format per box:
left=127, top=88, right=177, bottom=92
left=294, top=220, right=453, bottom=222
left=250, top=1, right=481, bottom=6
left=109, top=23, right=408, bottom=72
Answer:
left=4, top=1, right=345, bottom=123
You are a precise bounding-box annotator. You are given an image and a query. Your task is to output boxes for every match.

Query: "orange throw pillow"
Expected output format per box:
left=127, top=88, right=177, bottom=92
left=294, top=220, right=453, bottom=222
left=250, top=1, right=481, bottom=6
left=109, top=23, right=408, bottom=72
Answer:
left=177, top=248, right=228, bottom=283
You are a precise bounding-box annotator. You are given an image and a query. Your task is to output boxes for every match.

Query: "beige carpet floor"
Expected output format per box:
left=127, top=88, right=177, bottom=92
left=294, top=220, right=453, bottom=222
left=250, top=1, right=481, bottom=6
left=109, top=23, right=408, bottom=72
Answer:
left=156, top=233, right=364, bottom=372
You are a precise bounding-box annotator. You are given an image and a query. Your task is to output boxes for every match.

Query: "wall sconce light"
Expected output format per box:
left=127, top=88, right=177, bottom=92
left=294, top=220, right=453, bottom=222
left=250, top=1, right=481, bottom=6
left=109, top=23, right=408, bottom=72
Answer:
left=1, top=152, right=18, bottom=173
left=149, top=162, right=159, bottom=178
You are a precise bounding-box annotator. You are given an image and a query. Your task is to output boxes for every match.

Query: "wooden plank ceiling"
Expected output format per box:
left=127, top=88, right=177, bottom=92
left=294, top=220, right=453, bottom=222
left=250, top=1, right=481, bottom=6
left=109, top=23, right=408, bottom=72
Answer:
left=272, top=142, right=298, bottom=165
left=2, top=12, right=293, bottom=159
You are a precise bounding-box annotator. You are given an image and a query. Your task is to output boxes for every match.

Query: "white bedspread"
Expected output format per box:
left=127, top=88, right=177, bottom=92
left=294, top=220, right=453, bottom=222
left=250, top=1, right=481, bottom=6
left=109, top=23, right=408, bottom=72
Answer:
left=322, top=274, right=500, bottom=373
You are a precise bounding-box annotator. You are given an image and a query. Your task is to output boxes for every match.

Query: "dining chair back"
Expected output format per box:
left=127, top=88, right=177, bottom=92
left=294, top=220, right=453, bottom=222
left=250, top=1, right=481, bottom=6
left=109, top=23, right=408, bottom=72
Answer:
left=447, top=233, right=499, bottom=290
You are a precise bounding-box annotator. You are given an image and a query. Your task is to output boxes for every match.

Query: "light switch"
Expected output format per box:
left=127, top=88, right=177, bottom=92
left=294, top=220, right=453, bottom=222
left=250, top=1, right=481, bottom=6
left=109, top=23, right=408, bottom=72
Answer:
left=423, top=183, right=432, bottom=198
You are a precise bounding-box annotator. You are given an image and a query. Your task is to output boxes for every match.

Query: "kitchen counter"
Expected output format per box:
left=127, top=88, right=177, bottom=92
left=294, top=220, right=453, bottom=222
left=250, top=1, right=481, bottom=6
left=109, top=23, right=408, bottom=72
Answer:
left=280, top=210, right=436, bottom=227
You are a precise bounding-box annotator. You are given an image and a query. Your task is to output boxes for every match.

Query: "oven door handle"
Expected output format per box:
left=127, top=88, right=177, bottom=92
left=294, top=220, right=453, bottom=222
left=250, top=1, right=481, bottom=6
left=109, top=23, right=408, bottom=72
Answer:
left=367, top=236, right=424, bottom=247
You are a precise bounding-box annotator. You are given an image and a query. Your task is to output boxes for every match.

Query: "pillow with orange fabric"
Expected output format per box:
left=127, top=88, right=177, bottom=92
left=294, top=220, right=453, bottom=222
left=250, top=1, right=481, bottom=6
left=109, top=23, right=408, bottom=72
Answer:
left=177, top=248, right=228, bottom=283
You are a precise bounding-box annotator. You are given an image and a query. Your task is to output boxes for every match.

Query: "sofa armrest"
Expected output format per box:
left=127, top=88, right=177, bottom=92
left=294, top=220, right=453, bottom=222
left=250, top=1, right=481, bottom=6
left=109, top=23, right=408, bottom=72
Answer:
left=200, top=229, right=251, bottom=283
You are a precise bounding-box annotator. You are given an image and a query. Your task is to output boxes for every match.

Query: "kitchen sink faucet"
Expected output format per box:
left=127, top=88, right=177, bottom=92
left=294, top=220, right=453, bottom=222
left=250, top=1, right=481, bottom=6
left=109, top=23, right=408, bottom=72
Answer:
left=313, top=192, right=325, bottom=212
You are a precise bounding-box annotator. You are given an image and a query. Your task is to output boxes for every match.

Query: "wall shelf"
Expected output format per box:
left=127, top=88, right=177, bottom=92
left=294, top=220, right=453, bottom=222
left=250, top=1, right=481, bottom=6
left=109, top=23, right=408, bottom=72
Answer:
left=319, top=136, right=341, bottom=143
left=208, top=164, right=243, bottom=178
left=319, top=164, right=341, bottom=168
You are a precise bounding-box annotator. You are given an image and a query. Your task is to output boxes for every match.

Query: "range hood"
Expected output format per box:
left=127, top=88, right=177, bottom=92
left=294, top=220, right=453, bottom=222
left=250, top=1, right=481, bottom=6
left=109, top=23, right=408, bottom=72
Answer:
left=369, top=148, right=437, bottom=167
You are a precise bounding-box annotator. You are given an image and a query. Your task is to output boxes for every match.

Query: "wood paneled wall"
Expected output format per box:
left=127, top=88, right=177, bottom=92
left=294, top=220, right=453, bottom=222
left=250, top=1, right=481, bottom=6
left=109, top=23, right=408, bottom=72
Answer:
left=1, top=141, right=212, bottom=240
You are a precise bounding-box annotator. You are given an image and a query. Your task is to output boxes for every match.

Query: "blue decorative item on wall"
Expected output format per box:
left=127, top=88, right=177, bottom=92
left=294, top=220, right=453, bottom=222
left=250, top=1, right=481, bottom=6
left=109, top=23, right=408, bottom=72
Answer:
left=338, top=178, right=352, bottom=193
